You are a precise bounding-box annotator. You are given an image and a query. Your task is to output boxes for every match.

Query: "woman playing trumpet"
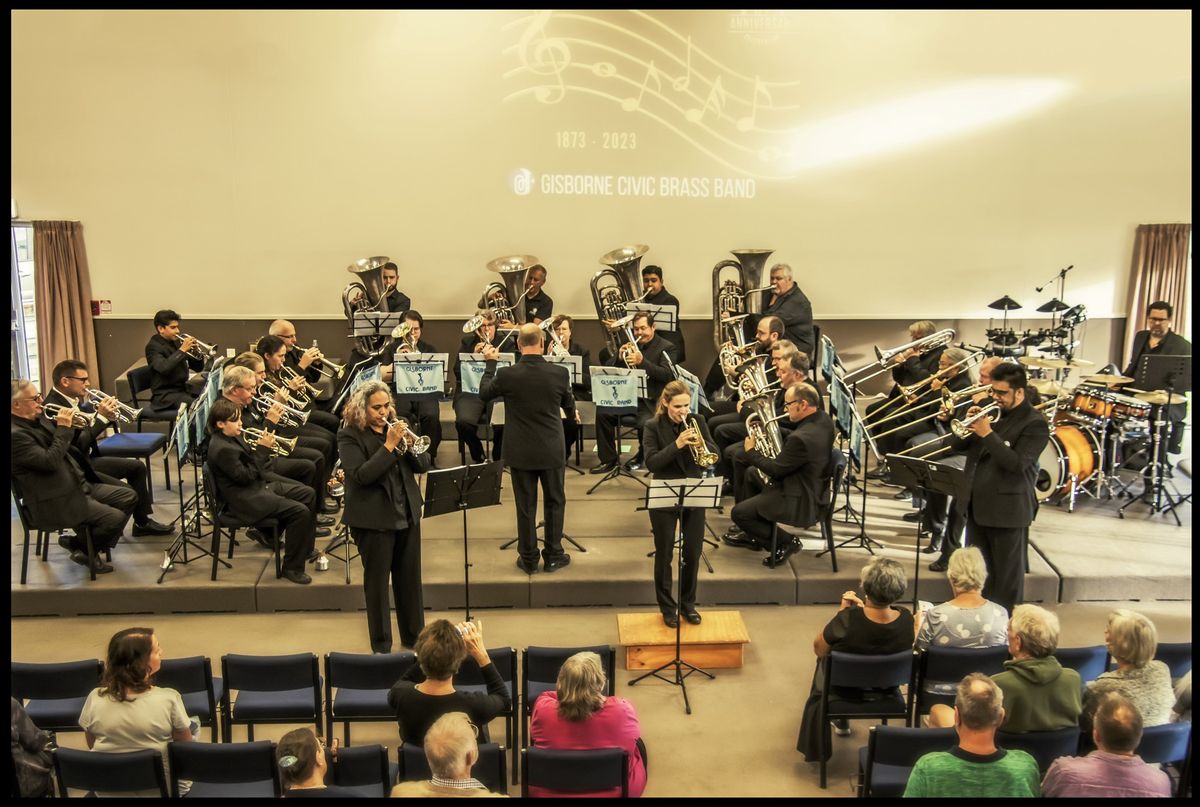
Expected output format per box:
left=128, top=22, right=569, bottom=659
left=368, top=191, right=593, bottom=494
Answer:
left=643, top=381, right=717, bottom=627
left=337, top=381, right=431, bottom=653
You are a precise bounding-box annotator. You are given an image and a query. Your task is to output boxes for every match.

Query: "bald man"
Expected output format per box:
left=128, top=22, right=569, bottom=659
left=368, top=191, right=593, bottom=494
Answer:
left=269, top=319, right=324, bottom=386
left=479, top=323, right=574, bottom=574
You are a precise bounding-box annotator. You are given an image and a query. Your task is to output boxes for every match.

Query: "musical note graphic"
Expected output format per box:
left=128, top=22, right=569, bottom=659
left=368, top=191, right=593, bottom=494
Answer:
left=591, top=61, right=617, bottom=78
left=516, top=11, right=572, bottom=104
left=686, top=76, right=727, bottom=124
left=621, top=61, right=662, bottom=113
left=737, top=77, right=773, bottom=132
left=672, top=36, right=692, bottom=92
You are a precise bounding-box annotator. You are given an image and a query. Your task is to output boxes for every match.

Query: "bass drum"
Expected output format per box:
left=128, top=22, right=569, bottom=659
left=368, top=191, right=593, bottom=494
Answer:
left=1036, top=423, right=1100, bottom=501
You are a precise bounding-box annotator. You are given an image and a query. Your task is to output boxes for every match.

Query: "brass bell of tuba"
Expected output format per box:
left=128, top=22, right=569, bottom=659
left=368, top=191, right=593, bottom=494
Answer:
left=341, top=256, right=393, bottom=356
left=592, top=245, right=649, bottom=357
left=711, top=249, right=774, bottom=351
left=483, top=255, right=540, bottom=325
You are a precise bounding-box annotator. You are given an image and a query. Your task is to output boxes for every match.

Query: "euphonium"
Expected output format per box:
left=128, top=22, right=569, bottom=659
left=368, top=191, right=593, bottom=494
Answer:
left=386, top=417, right=431, bottom=455
left=950, top=403, right=1002, bottom=438
left=43, top=403, right=96, bottom=429
left=179, top=333, right=218, bottom=360
left=683, top=416, right=719, bottom=467
left=252, top=395, right=310, bottom=427
left=84, top=387, right=140, bottom=423
left=242, top=427, right=298, bottom=456
left=592, top=245, right=648, bottom=356
left=744, top=397, right=787, bottom=485
left=539, top=319, right=569, bottom=357
left=711, top=249, right=774, bottom=350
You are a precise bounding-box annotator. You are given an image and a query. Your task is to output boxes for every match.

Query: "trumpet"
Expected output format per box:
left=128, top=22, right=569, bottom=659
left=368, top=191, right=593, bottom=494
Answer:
left=280, top=366, right=322, bottom=401
left=84, top=388, right=141, bottom=423
left=242, top=426, right=298, bottom=457
left=682, top=416, right=719, bottom=467
left=387, top=417, right=431, bottom=455
left=43, top=403, right=96, bottom=429
left=179, top=333, right=219, bottom=361
left=260, top=378, right=310, bottom=410
left=252, top=395, right=310, bottom=427
left=950, top=403, right=1002, bottom=438
left=290, top=344, right=345, bottom=380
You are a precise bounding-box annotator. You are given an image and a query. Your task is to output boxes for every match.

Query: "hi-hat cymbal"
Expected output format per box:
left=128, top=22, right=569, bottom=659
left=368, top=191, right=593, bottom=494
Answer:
left=1082, top=373, right=1134, bottom=385
left=1135, top=390, right=1174, bottom=405
left=1036, top=298, right=1069, bottom=313
left=988, top=295, right=1023, bottom=311
left=1029, top=378, right=1065, bottom=395
left=1019, top=356, right=1059, bottom=368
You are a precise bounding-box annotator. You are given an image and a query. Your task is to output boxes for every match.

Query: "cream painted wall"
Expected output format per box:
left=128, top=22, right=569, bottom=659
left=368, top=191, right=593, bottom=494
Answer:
left=11, top=10, right=1191, bottom=320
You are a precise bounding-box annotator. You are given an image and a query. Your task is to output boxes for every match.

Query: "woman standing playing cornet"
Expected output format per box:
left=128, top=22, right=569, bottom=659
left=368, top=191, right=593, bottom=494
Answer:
left=643, top=380, right=717, bottom=627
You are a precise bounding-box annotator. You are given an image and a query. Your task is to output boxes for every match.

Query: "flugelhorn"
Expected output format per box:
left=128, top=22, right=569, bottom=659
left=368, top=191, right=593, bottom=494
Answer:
left=386, top=417, right=431, bottom=455
left=180, top=333, right=218, bottom=360
left=252, top=395, right=310, bottom=428
left=683, top=416, right=719, bottom=467
left=242, top=426, right=298, bottom=457
left=43, top=403, right=96, bottom=429
left=84, top=388, right=141, bottom=423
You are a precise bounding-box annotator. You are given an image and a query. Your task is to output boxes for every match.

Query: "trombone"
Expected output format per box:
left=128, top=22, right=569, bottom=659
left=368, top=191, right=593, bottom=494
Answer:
left=252, top=395, right=310, bottom=428
left=387, top=417, right=431, bottom=456
left=861, top=350, right=984, bottom=425
left=179, top=333, right=219, bottom=361
left=85, top=388, right=141, bottom=423
left=843, top=329, right=956, bottom=384
left=894, top=403, right=1002, bottom=460
left=43, top=403, right=96, bottom=429
left=242, top=427, right=298, bottom=457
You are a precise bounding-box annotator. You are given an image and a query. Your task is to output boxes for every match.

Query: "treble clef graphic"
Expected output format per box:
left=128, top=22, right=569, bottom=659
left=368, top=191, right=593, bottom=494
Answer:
left=611, top=384, right=620, bottom=402
left=516, top=11, right=571, bottom=104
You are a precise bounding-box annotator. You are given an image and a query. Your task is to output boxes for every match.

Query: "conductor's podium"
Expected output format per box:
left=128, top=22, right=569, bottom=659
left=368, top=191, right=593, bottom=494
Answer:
left=616, top=611, right=750, bottom=670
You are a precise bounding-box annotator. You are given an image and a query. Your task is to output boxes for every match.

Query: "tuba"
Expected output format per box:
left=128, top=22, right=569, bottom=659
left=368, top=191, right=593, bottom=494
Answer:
left=711, top=249, right=775, bottom=350
left=482, top=255, right=540, bottom=325
left=341, top=256, right=393, bottom=355
left=592, top=245, right=649, bottom=356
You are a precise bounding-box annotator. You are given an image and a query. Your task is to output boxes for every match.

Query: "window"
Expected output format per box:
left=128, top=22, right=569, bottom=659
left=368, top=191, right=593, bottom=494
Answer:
left=11, top=223, right=37, bottom=386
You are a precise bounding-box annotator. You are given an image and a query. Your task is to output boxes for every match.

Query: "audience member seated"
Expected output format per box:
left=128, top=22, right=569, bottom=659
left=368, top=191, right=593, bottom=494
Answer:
left=1081, top=609, right=1175, bottom=732
left=1041, top=692, right=1172, bottom=798
left=11, top=697, right=55, bottom=798
left=904, top=673, right=1040, bottom=797
left=529, top=651, right=646, bottom=798
left=78, top=627, right=194, bottom=796
left=916, top=547, right=1009, bottom=696
left=796, top=557, right=915, bottom=761
left=387, top=620, right=511, bottom=745
left=276, top=727, right=363, bottom=798
left=1172, top=671, right=1191, bottom=723
left=391, top=711, right=506, bottom=798
left=930, top=604, right=1081, bottom=732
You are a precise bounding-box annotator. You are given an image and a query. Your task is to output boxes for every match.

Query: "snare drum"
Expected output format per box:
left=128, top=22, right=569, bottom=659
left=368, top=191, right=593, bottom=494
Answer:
left=1108, top=392, right=1152, bottom=423
left=1036, top=423, right=1100, bottom=502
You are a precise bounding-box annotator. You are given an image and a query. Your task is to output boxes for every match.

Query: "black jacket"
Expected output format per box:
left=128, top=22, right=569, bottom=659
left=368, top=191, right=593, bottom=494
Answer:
left=744, top=409, right=835, bottom=529
left=643, top=413, right=715, bottom=479
left=644, top=288, right=686, bottom=363
left=762, top=284, right=815, bottom=357
left=892, top=346, right=946, bottom=387
left=479, top=354, right=574, bottom=470
left=11, top=415, right=93, bottom=528
left=207, top=431, right=289, bottom=523
left=605, top=333, right=680, bottom=403
left=565, top=341, right=592, bottom=401
left=951, top=398, right=1050, bottom=528
left=1123, top=329, right=1191, bottom=422
left=145, top=333, right=204, bottom=407
left=45, top=388, right=114, bottom=458
left=382, top=288, right=413, bottom=315
left=337, top=424, right=428, bottom=530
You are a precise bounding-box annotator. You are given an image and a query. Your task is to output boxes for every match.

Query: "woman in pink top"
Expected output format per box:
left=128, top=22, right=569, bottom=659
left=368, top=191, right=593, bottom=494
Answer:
left=529, top=652, right=647, bottom=797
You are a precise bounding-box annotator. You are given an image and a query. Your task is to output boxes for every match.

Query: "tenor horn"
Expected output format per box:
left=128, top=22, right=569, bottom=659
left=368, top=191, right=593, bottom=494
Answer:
left=711, top=249, right=774, bottom=350
left=592, top=245, right=648, bottom=357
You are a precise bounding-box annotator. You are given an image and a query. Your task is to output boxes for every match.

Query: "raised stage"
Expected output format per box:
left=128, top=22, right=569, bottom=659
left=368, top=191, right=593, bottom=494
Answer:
left=11, top=428, right=1191, bottom=618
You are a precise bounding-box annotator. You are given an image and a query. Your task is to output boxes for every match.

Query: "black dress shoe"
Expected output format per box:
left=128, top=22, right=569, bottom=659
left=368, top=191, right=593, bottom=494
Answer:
left=624, top=460, right=643, bottom=472
left=590, top=461, right=618, bottom=475
left=307, top=550, right=322, bottom=563
left=316, top=514, right=337, bottom=527
left=516, top=557, right=539, bottom=575
left=902, top=511, right=923, bottom=523
left=283, top=569, right=312, bottom=585
left=683, top=608, right=702, bottom=625
left=315, top=526, right=333, bottom=538
left=132, top=519, right=174, bottom=536
left=723, top=529, right=762, bottom=550
left=68, top=550, right=90, bottom=567
left=543, top=554, right=572, bottom=573
left=246, top=528, right=272, bottom=548
left=763, top=538, right=801, bottom=567
left=90, top=556, right=114, bottom=574
left=866, top=468, right=888, bottom=481
left=661, top=611, right=679, bottom=628
left=921, top=541, right=943, bottom=555
left=893, top=489, right=912, bottom=501
left=59, top=535, right=77, bottom=552
left=928, top=558, right=949, bottom=572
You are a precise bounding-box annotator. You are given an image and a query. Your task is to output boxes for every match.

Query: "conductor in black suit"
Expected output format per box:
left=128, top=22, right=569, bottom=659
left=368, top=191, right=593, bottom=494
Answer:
left=338, top=381, right=431, bottom=652
left=950, top=362, right=1050, bottom=613
left=144, top=309, right=206, bottom=409
left=732, top=382, right=834, bottom=567
left=643, top=380, right=716, bottom=627
left=1120, top=300, right=1191, bottom=456
left=479, top=323, right=575, bottom=575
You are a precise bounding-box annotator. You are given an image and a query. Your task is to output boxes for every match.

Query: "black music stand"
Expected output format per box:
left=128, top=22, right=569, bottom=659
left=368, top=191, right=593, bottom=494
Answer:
left=1118, top=354, right=1190, bottom=525
left=158, top=402, right=227, bottom=584
left=587, top=368, right=649, bottom=494
left=820, top=386, right=884, bottom=556
left=425, top=461, right=504, bottom=620
left=629, top=477, right=722, bottom=715
left=885, top=454, right=970, bottom=612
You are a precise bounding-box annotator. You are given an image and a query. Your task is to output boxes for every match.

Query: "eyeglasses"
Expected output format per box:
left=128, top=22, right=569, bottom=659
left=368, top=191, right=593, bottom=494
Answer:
left=67, top=375, right=89, bottom=383
left=783, top=399, right=800, bottom=408
left=1147, top=316, right=1170, bottom=323
left=20, top=393, right=43, bottom=403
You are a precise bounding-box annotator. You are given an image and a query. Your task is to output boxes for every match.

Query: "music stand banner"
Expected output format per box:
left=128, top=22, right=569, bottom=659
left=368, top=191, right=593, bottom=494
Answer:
left=172, top=403, right=190, bottom=463
left=205, top=365, right=224, bottom=408
left=394, top=355, right=448, bottom=396
left=673, top=364, right=709, bottom=414
left=821, top=334, right=837, bottom=382
left=591, top=367, right=646, bottom=409
left=458, top=354, right=515, bottom=395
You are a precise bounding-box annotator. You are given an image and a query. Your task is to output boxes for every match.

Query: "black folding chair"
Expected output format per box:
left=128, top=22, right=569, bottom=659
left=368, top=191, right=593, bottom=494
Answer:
left=521, top=746, right=628, bottom=798
left=168, top=739, right=280, bottom=797
left=156, top=656, right=223, bottom=742
left=11, top=659, right=103, bottom=733
left=220, top=653, right=322, bottom=742
left=53, top=747, right=168, bottom=798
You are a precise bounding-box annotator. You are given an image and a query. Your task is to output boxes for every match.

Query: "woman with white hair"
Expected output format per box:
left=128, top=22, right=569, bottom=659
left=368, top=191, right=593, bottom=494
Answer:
left=1081, top=609, right=1174, bottom=731
left=529, top=651, right=646, bottom=797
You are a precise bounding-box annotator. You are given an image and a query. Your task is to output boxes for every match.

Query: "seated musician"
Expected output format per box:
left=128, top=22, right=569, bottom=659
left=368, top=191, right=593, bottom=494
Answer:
left=752, top=263, right=816, bottom=357
left=378, top=261, right=413, bottom=314
left=641, top=264, right=686, bottom=363
left=269, top=319, right=324, bottom=386
left=591, top=311, right=680, bottom=475
left=730, top=382, right=835, bottom=567
left=453, top=309, right=511, bottom=463
left=205, top=398, right=317, bottom=585
left=876, top=346, right=977, bottom=458
left=549, top=315, right=592, bottom=459
left=12, top=379, right=138, bottom=574
left=390, top=310, right=443, bottom=466
left=864, top=320, right=945, bottom=477
left=1119, top=300, right=1191, bottom=458
left=220, top=365, right=333, bottom=537
left=708, top=316, right=789, bottom=434
left=47, top=360, right=173, bottom=536
left=254, top=335, right=342, bottom=436
left=523, top=264, right=554, bottom=324
left=144, top=309, right=206, bottom=410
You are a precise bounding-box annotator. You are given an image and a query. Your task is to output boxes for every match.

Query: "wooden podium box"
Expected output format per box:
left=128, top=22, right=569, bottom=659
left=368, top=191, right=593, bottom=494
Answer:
left=616, top=611, right=750, bottom=670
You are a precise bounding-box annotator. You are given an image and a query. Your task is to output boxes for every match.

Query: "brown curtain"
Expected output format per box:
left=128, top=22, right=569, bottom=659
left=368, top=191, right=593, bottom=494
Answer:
left=32, top=221, right=99, bottom=389
left=1123, top=223, right=1191, bottom=360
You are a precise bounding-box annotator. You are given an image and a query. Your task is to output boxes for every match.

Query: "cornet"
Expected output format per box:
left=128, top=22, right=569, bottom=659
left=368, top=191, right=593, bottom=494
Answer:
left=386, top=417, right=431, bottom=455
left=682, top=416, right=719, bottom=467
left=43, top=403, right=96, bottom=429
left=280, top=366, right=322, bottom=401
left=950, top=403, right=1002, bottom=438
left=85, top=388, right=141, bottom=423
left=242, top=427, right=298, bottom=457
left=290, top=344, right=345, bottom=379
left=179, top=333, right=219, bottom=361
left=611, top=314, right=640, bottom=368
left=260, top=378, right=310, bottom=410
left=252, top=395, right=310, bottom=427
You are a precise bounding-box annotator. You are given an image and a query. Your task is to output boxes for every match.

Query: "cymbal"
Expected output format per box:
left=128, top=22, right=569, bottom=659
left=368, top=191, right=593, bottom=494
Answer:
left=1029, top=378, right=1065, bottom=395
left=1019, top=356, right=1055, bottom=368
left=1082, top=373, right=1134, bottom=384
left=1036, top=298, right=1069, bottom=313
left=1064, top=357, right=1095, bottom=367
left=987, top=295, right=1022, bottom=311
left=1135, top=390, right=1174, bottom=405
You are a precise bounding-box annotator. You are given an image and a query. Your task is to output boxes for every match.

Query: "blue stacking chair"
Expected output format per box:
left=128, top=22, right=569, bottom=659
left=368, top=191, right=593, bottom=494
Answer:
left=521, top=646, right=615, bottom=757
left=329, top=743, right=392, bottom=797
left=521, top=747, right=628, bottom=798
left=912, top=645, right=1010, bottom=719
left=324, top=651, right=415, bottom=746
left=858, top=725, right=957, bottom=797
left=997, top=726, right=1081, bottom=774
left=156, top=656, right=223, bottom=742
left=220, top=653, right=322, bottom=742
left=11, top=659, right=103, bottom=733
left=1054, top=645, right=1110, bottom=685
left=53, top=747, right=168, bottom=798
left=168, top=739, right=279, bottom=797
left=455, top=646, right=517, bottom=780
left=400, top=742, right=508, bottom=793
left=1154, top=642, right=1193, bottom=681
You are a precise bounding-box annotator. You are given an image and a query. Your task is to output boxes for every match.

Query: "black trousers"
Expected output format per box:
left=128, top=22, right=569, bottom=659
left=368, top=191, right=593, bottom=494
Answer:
left=77, top=481, right=138, bottom=552
left=649, top=508, right=704, bottom=614
left=596, top=403, right=652, bottom=464
left=396, top=396, right=442, bottom=458
left=454, top=396, right=500, bottom=462
left=92, top=457, right=152, bottom=523
left=712, top=418, right=748, bottom=480
left=273, top=451, right=328, bottom=513
left=731, top=488, right=783, bottom=547
left=263, top=476, right=316, bottom=575
left=351, top=526, right=425, bottom=652
left=966, top=510, right=1026, bottom=614
left=150, top=389, right=196, bottom=410
left=510, top=467, right=566, bottom=564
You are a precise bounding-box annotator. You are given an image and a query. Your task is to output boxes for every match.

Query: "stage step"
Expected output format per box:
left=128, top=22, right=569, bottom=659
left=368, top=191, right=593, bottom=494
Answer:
left=617, top=611, right=750, bottom=670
